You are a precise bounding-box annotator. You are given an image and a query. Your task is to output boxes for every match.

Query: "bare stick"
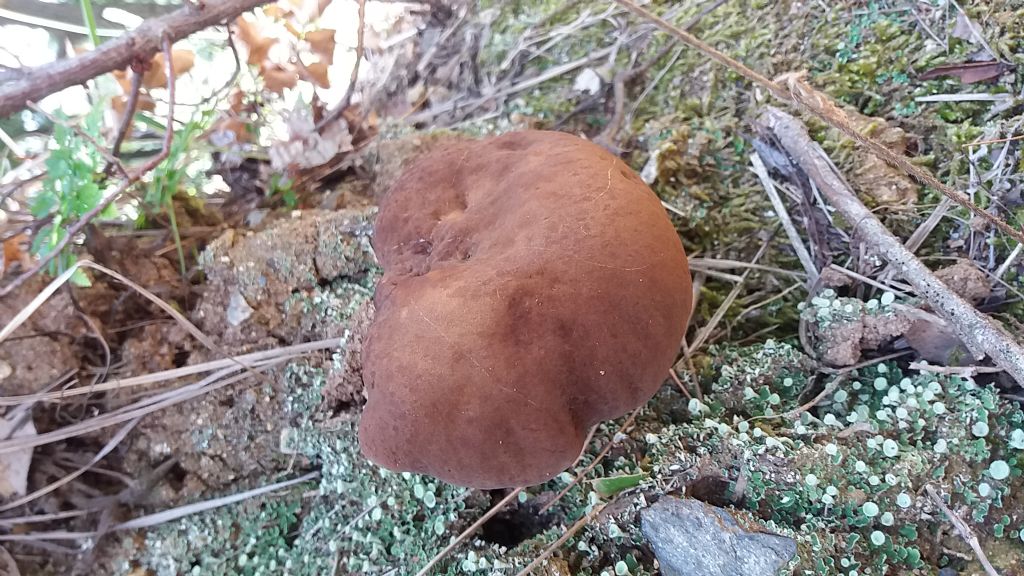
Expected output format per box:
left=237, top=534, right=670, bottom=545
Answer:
left=610, top=0, right=1024, bottom=246
left=0, top=37, right=176, bottom=298
left=750, top=151, right=818, bottom=285
left=0, top=0, right=271, bottom=117
left=758, top=106, right=1024, bottom=385
left=925, top=485, right=1001, bottom=576
left=109, top=69, right=144, bottom=163
left=539, top=407, right=641, bottom=514
left=316, top=0, right=366, bottom=132
left=513, top=502, right=609, bottom=576
left=413, top=488, right=524, bottom=576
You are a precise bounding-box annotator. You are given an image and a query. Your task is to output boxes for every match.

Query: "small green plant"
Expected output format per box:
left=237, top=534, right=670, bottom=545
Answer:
left=144, top=109, right=217, bottom=275
left=30, top=106, right=107, bottom=286
left=268, top=174, right=297, bottom=209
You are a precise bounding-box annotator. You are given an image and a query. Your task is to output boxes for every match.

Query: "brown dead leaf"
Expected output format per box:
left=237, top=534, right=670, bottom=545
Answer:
left=111, top=92, right=156, bottom=118
left=0, top=411, right=35, bottom=499
left=904, top=319, right=969, bottom=365
left=261, top=64, right=299, bottom=94
left=262, top=3, right=289, bottom=19
left=235, top=16, right=278, bottom=66
left=142, top=49, right=196, bottom=89
left=833, top=107, right=918, bottom=205
left=0, top=546, right=20, bottom=576
left=301, top=61, right=331, bottom=88
left=919, top=61, right=1013, bottom=84
left=210, top=117, right=251, bottom=146
left=286, top=0, right=330, bottom=24
left=1, top=234, right=29, bottom=275
left=305, top=29, right=336, bottom=65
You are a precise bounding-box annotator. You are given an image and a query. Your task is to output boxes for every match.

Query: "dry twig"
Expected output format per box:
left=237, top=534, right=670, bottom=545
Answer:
left=513, top=501, right=610, bottom=576
left=316, top=0, right=366, bottom=132
left=610, top=0, right=1024, bottom=247
left=0, top=0, right=270, bottom=116
left=413, top=488, right=524, bottom=576
left=758, top=106, right=1024, bottom=384
left=0, top=37, right=177, bottom=298
left=925, top=484, right=1001, bottom=576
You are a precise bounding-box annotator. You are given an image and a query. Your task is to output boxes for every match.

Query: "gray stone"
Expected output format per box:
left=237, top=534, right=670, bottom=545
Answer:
left=641, top=496, right=796, bottom=576
left=226, top=289, right=255, bottom=326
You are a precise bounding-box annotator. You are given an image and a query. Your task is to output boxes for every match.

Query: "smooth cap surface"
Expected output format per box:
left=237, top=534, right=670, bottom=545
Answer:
left=359, top=130, right=692, bottom=488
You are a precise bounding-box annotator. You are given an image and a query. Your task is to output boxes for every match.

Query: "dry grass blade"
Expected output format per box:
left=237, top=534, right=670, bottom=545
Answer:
left=751, top=151, right=818, bottom=285
left=0, top=361, right=282, bottom=455
left=0, top=417, right=139, bottom=513
left=687, top=235, right=772, bottom=353
left=413, top=488, right=524, bottom=576
left=1, top=259, right=277, bottom=389
left=0, top=338, right=344, bottom=406
left=0, top=472, right=318, bottom=541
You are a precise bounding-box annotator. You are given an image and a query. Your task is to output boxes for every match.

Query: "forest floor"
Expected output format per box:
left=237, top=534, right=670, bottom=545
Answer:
left=2, top=0, right=1024, bottom=575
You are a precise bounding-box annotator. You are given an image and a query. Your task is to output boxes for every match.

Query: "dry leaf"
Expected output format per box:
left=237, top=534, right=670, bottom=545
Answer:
left=262, top=3, right=289, bottom=19
left=829, top=107, right=918, bottom=205
left=0, top=546, right=20, bottom=576
left=1, top=234, right=30, bottom=275
left=0, top=411, right=35, bottom=499
left=919, top=61, right=1013, bottom=84
left=305, top=29, right=336, bottom=65
left=142, top=49, right=195, bottom=89
left=302, top=61, right=330, bottom=88
left=951, top=12, right=981, bottom=44
left=904, top=319, right=969, bottom=365
left=235, top=16, right=278, bottom=66
left=210, top=117, right=251, bottom=146
left=261, top=64, right=299, bottom=94
left=269, top=103, right=353, bottom=171
left=286, top=0, right=329, bottom=24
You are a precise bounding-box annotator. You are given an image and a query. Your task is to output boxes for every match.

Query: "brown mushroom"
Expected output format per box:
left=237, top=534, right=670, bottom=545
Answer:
left=359, top=130, right=692, bottom=488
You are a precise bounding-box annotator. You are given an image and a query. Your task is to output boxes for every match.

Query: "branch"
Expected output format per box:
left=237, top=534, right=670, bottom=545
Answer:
left=315, top=0, right=366, bottom=133
left=925, top=485, right=1001, bottom=576
left=757, top=106, right=1024, bottom=386
left=0, top=0, right=271, bottom=118
left=0, top=37, right=176, bottom=298
left=611, top=0, right=1024, bottom=247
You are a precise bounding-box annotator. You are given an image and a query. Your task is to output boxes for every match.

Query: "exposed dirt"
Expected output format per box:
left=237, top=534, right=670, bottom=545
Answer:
left=119, top=208, right=379, bottom=488
left=0, top=278, right=85, bottom=396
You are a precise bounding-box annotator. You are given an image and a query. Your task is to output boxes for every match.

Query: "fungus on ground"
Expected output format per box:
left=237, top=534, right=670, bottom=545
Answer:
left=359, top=130, right=692, bottom=488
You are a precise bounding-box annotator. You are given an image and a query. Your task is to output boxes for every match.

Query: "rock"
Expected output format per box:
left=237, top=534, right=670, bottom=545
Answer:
left=226, top=289, right=255, bottom=326
left=641, top=497, right=796, bottom=576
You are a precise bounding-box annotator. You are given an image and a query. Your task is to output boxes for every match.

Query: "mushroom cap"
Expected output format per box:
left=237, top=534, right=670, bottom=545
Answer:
left=359, top=130, right=692, bottom=488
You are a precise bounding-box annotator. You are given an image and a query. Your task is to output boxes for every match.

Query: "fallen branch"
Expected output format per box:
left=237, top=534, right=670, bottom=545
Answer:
left=611, top=0, right=1024, bottom=247
left=757, top=106, right=1024, bottom=385
left=0, top=0, right=270, bottom=118
left=925, top=484, right=1001, bottom=576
